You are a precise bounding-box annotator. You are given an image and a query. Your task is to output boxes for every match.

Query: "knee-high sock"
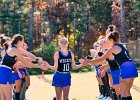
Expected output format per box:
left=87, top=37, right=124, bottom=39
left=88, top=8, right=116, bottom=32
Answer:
left=101, top=85, right=105, bottom=96
left=110, top=88, right=117, bottom=100
left=121, top=97, right=128, bottom=100
left=101, top=72, right=110, bottom=97
left=117, top=95, right=121, bottom=100
left=100, top=85, right=105, bottom=96
left=127, top=96, right=132, bottom=100
left=99, top=84, right=104, bottom=95
left=15, top=92, right=20, bottom=100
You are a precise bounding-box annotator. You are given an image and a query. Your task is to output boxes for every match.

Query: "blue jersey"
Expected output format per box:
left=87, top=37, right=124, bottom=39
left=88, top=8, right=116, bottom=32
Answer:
left=113, top=43, right=132, bottom=66
left=1, top=53, right=17, bottom=70
left=1, top=46, right=17, bottom=70
left=57, top=51, right=72, bottom=72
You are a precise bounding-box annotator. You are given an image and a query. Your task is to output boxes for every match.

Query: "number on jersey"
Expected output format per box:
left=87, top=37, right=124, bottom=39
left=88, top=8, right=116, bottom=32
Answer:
left=63, top=63, right=69, bottom=71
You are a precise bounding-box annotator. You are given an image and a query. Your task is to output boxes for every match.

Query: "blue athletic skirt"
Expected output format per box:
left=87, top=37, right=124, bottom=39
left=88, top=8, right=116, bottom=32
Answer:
left=25, top=67, right=30, bottom=76
left=107, top=69, right=111, bottom=74
left=120, top=61, right=138, bottom=79
left=111, top=70, right=120, bottom=85
left=14, top=68, right=24, bottom=80
left=0, top=65, right=15, bottom=84
left=52, top=71, right=71, bottom=87
left=95, top=66, right=101, bottom=77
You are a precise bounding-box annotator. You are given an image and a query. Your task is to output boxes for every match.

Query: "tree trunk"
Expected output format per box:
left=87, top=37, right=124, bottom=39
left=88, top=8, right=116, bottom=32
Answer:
left=73, top=2, right=76, bottom=52
left=29, top=0, right=34, bottom=51
left=64, top=0, right=67, bottom=36
left=120, top=0, right=127, bottom=43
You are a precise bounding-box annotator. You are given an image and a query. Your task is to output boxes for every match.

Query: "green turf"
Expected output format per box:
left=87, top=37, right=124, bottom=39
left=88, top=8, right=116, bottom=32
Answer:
left=28, top=66, right=140, bottom=75
left=137, top=67, right=140, bottom=73
left=28, top=66, right=92, bottom=75
left=138, top=69, right=140, bottom=73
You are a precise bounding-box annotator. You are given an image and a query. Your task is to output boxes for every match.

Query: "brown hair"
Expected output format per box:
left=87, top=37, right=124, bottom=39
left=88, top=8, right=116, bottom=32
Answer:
left=106, top=25, right=116, bottom=35
left=4, top=42, right=8, bottom=50
left=11, top=34, right=24, bottom=47
left=0, top=38, right=6, bottom=47
left=108, top=25, right=116, bottom=32
left=107, top=31, right=119, bottom=42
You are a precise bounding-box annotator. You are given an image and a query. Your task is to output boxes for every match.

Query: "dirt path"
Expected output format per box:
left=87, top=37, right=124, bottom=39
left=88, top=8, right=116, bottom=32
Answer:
left=26, top=72, right=140, bottom=100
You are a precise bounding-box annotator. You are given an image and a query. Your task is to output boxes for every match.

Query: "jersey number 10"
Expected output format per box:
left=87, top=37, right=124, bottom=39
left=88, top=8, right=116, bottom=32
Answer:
left=63, top=63, right=70, bottom=71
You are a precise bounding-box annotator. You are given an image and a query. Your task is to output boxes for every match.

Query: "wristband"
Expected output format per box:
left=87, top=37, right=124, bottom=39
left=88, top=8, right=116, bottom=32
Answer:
left=36, top=58, right=39, bottom=62
left=32, top=58, right=39, bottom=64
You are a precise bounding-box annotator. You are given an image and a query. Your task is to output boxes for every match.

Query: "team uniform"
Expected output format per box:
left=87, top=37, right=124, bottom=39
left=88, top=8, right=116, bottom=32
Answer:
left=52, top=51, right=72, bottom=87
left=95, top=66, right=101, bottom=77
left=99, top=51, right=111, bottom=75
left=14, top=68, right=24, bottom=80
left=106, top=59, right=120, bottom=85
left=24, top=68, right=30, bottom=76
left=0, top=46, right=17, bottom=84
left=14, top=68, right=29, bottom=80
left=113, top=43, right=138, bottom=79
left=94, top=52, right=104, bottom=77
left=94, top=52, right=111, bottom=99
left=106, top=59, right=121, bottom=100
left=95, top=52, right=111, bottom=78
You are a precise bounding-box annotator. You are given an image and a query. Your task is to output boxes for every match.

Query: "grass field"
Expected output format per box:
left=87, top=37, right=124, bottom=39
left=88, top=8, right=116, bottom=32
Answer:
left=25, top=72, right=140, bottom=100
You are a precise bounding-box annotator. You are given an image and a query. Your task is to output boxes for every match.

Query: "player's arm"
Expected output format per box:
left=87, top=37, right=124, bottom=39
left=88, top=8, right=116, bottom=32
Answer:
left=71, top=52, right=83, bottom=70
left=87, top=47, right=114, bottom=66
left=19, top=48, right=40, bottom=61
left=14, top=49, right=46, bottom=70
left=47, top=52, right=58, bottom=71
left=99, top=63, right=110, bottom=72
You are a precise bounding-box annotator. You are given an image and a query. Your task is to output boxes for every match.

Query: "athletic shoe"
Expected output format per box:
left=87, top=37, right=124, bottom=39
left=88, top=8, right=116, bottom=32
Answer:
left=104, top=96, right=112, bottom=100
left=97, top=95, right=104, bottom=99
left=53, top=97, right=56, bottom=100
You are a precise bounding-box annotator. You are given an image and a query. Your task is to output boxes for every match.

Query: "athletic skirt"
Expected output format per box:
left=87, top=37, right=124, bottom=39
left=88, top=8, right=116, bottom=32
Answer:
left=111, top=70, right=120, bottom=85
left=52, top=71, right=71, bottom=87
left=0, top=65, right=15, bottom=84
left=120, top=61, right=138, bottom=79
left=95, top=66, right=101, bottom=77
left=107, top=69, right=111, bottom=74
left=14, top=67, right=30, bottom=80
left=25, top=67, right=30, bottom=76
left=14, top=68, right=24, bottom=80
